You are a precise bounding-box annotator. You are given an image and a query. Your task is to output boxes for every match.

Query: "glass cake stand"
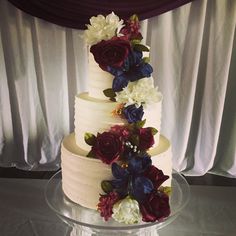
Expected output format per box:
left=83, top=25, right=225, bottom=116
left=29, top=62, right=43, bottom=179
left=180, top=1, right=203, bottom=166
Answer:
left=45, top=170, right=190, bottom=236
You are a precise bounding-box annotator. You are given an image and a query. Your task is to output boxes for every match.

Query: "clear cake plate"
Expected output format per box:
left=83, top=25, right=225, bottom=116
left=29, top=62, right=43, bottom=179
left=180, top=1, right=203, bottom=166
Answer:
left=44, top=170, right=190, bottom=236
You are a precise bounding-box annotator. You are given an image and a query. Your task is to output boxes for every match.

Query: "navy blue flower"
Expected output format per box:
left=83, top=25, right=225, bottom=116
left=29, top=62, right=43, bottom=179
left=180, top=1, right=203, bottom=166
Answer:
left=123, top=50, right=143, bottom=71
left=112, top=162, right=129, bottom=179
left=131, top=177, right=154, bottom=202
left=128, top=63, right=153, bottom=82
left=108, top=50, right=153, bottom=92
left=112, top=75, right=129, bottom=92
left=110, top=153, right=153, bottom=202
left=107, top=66, right=124, bottom=77
left=110, top=163, right=129, bottom=197
left=127, top=152, right=152, bottom=174
left=123, top=105, right=144, bottom=123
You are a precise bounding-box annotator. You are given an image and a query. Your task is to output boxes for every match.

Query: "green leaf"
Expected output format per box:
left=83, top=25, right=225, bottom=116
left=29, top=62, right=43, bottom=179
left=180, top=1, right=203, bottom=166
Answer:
left=101, top=180, right=113, bottom=193
left=86, top=150, right=96, bottom=158
left=135, top=119, right=146, bottom=128
left=142, top=57, right=150, bottom=64
left=131, top=39, right=142, bottom=45
left=150, top=127, right=158, bottom=136
left=130, top=135, right=140, bottom=146
left=130, top=14, right=139, bottom=22
left=103, top=88, right=116, bottom=98
left=109, top=97, right=116, bottom=102
left=133, top=44, right=150, bottom=52
left=159, top=186, right=172, bottom=196
left=84, top=132, right=96, bottom=146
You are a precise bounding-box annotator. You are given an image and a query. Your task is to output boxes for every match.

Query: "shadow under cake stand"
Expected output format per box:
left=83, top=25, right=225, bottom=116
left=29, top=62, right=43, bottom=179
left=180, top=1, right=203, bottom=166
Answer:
left=45, top=170, right=190, bottom=236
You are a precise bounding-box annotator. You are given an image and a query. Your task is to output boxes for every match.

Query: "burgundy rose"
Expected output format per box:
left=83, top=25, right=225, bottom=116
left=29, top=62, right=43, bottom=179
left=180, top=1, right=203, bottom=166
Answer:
left=120, top=16, right=143, bottom=41
left=110, top=125, right=130, bottom=140
left=140, top=191, right=170, bottom=222
left=97, top=191, right=120, bottom=221
left=90, top=37, right=131, bottom=70
left=92, top=132, right=123, bottom=164
left=139, top=128, right=155, bottom=150
left=144, top=165, right=169, bottom=189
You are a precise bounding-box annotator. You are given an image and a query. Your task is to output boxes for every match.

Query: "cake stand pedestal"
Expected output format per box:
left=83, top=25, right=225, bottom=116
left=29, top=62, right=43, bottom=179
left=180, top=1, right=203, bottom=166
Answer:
left=45, top=170, right=190, bottom=236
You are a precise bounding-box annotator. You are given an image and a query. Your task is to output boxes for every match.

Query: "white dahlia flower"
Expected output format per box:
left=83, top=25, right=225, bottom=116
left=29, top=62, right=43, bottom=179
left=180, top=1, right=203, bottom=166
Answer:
left=84, top=12, right=124, bottom=45
left=115, top=77, right=162, bottom=107
left=112, top=196, right=141, bottom=224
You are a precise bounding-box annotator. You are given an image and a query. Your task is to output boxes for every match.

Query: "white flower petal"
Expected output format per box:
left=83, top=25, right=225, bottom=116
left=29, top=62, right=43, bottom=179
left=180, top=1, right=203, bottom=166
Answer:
left=84, top=12, right=124, bottom=45
left=115, top=77, right=162, bottom=107
left=112, top=196, right=141, bottom=224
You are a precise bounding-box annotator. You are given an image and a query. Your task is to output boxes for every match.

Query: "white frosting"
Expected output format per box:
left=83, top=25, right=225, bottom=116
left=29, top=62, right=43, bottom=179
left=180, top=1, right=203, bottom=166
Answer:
left=61, top=133, right=172, bottom=209
left=74, top=92, right=162, bottom=152
left=88, top=52, right=113, bottom=99
left=74, top=93, right=127, bottom=151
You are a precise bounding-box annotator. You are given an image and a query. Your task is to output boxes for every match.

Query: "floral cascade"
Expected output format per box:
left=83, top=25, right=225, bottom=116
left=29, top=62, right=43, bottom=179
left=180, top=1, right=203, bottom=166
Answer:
left=84, top=12, right=171, bottom=224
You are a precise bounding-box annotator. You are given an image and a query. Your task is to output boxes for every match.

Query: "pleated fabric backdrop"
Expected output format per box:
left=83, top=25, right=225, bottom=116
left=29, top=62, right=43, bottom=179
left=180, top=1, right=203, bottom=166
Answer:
left=0, top=0, right=235, bottom=176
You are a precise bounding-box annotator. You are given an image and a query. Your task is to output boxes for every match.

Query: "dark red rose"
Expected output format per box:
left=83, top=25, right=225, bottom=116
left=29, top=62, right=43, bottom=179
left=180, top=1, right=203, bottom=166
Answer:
left=144, top=165, right=169, bottom=189
left=140, top=191, right=170, bottom=222
left=92, top=132, right=123, bottom=164
left=97, top=191, right=120, bottom=221
left=90, top=37, right=131, bottom=70
left=139, top=128, right=155, bottom=150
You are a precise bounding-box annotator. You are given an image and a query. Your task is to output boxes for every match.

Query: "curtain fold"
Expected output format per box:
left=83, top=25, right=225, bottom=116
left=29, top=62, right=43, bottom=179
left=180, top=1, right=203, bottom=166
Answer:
left=0, top=0, right=86, bottom=170
left=7, top=0, right=194, bottom=29
left=148, top=0, right=236, bottom=177
left=0, top=0, right=235, bottom=175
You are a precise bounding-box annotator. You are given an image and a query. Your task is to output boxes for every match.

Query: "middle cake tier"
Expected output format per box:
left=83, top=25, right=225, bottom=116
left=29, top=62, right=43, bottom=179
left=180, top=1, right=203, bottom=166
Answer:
left=74, top=92, right=162, bottom=152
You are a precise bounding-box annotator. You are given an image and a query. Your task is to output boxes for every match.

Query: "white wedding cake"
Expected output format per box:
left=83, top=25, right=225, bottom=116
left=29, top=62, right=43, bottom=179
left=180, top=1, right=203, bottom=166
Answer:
left=61, top=13, right=172, bottom=224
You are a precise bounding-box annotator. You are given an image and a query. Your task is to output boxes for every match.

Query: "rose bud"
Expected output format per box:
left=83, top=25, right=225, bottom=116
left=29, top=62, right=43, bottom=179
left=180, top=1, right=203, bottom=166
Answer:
left=139, top=128, right=155, bottom=150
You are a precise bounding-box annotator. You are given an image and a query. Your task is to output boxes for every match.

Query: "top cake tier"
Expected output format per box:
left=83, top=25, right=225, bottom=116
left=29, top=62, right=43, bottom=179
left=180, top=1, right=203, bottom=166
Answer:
left=88, top=52, right=113, bottom=100
left=87, top=50, right=151, bottom=100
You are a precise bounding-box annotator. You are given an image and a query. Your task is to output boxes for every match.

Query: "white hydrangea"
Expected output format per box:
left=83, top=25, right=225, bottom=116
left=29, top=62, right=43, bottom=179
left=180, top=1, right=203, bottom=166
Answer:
left=84, top=12, right=124, bottom=45
left=115, top=77, right=163, bottom=107
left=112, top=196, right=141, bottom=224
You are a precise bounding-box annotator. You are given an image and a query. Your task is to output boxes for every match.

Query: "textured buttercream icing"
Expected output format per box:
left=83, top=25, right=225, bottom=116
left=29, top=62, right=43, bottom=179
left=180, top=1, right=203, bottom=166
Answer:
left=88, top=52, right=113, bottom=99
left=74, top=92, right=162, bottom=152
left=61, top=133, right=172, bottom=209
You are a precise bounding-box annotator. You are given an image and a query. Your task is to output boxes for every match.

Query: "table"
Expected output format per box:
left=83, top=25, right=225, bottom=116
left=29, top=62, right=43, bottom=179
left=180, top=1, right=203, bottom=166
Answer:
left=0, top=178, right=235, bottom=236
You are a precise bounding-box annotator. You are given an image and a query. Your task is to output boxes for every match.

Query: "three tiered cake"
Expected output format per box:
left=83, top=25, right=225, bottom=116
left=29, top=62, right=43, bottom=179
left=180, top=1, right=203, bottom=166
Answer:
left=61, top=12, right=172, bottom=224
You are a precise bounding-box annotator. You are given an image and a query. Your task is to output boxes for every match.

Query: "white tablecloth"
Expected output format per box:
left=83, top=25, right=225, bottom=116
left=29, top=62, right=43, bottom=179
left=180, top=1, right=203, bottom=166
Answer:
left=0, top=178, right=235, bottom=236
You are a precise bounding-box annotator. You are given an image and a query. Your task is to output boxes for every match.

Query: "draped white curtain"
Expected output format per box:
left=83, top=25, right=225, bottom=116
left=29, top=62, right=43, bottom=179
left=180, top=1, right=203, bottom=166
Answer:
left=148, top=0, right=236, bottom=177
left=0, top=0, right=235, bottom=175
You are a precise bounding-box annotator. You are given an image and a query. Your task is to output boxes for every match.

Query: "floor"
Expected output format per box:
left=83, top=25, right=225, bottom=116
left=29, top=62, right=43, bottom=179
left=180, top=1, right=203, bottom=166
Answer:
left=0, top=166, right=57, bottom=179
left=0, top=166, right=236, bottom=186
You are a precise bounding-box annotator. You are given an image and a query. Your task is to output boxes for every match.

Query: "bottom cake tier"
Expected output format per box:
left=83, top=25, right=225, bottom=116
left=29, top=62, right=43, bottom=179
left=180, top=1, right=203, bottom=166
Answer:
left=61, top=133, right=172, bottom=210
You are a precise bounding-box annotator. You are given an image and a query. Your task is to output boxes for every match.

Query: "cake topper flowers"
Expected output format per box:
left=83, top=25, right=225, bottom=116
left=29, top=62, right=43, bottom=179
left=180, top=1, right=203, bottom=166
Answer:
left=120, top=14, right=143, bottom=41
left=84, top=12, right=124, bottom=45
left=85, top=12, right=162, bottom=125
